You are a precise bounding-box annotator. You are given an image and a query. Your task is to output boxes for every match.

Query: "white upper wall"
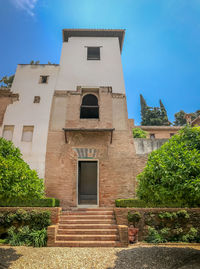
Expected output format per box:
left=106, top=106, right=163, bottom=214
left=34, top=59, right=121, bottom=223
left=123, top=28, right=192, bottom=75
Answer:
left=55, top=37, right=125, bottom=93
left=1, top=64, right=59, bottom=177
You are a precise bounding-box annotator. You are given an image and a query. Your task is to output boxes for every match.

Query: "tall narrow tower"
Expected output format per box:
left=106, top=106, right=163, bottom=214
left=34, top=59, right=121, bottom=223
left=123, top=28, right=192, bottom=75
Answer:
left=45, top=29, right=136, bottom=208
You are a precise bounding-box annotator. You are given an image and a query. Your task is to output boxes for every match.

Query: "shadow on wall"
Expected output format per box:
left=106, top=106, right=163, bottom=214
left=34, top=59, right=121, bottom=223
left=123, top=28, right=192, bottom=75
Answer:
left=107, top=246, right=200, bottom=269
left=0, top=247, right=22, bottom=269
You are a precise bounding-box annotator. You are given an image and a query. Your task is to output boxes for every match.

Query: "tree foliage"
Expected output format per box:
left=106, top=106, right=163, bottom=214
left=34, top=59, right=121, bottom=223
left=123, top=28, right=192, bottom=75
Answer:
left=140, top=94, right=170, bottom=126
left=132, top=127, right=147, bottom=138
left=137, top=126, right=200, bottom=207
left=174, top=110, right=200, bottom=126
left=0, top=138, right=44, bottom=200
left=0, top=75, right=15, bottom=88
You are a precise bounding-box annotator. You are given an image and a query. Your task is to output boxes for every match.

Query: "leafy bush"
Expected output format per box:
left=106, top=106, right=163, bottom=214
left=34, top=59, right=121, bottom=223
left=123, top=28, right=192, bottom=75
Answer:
left=0, top=209, right=51, bottom=230
left=0, top=138, right=44, bottom=200
left=137, top=126, right=200, bottom=207
left=132, top=128, right=147, bottom=138
left=145, top=227, right=166, bottom=243
left=0, top=197, right=60, bottom=207
left=0, top=209, right=50, bottom=247
left=7, top=226, right=47, bottom=247
left=127, top=211, right=141, bottom=225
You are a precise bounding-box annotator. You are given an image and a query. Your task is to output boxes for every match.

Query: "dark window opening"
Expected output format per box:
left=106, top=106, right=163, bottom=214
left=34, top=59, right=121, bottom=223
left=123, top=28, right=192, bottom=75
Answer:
left=170, top=133, right=175, bottom=137
left=33, top=96, right=40, bottom=103
left=80, top=94, right=99, bottom=119
left=150, top=133, right=155, bottom=139
left=87, top=47, right=100, bottom=60
left=40, top=76, right=48, bottom=84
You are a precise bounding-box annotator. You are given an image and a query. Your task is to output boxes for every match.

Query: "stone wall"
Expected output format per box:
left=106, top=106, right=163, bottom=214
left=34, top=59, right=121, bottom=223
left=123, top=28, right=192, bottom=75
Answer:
left=114, top=208, right=200, bottom=241
left=134, top=138, right=168, bottom=154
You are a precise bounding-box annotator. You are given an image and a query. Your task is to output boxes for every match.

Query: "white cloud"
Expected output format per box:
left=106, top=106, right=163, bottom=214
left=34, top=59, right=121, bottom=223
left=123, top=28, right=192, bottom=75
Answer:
left=11, top=0, right=38, bottom=16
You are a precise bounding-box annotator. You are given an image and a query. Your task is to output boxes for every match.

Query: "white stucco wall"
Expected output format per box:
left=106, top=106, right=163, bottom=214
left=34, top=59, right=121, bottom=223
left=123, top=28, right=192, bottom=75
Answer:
left=0, top=64, right=59, bottom=177
left=56, top=37, right=125, bottom=94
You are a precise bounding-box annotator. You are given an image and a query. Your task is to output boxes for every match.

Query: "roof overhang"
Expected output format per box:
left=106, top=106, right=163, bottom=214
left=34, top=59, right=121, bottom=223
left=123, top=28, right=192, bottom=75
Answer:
left=62, top=29, right=125, bottom=52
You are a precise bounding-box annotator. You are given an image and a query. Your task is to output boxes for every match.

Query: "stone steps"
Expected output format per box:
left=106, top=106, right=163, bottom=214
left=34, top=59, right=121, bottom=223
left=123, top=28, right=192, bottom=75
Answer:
left=56, top=234, right=118, bottom=241
left=57, top=229, right=118, bottom=235
left=63, top=211, right=113, bottom=216
left=49, top=208, right=121, bottom=247
left=60, top=215, right=114, bottom=220
left=59, top=219, right=116, bottom=224
left=52, top=241, right=123, bottom=247
left=58, top=224, right=118, bottom=229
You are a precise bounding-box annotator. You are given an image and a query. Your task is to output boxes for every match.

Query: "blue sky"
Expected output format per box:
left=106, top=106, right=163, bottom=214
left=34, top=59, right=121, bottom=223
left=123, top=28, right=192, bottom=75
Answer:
left=0, top=0, right=200, bottom=124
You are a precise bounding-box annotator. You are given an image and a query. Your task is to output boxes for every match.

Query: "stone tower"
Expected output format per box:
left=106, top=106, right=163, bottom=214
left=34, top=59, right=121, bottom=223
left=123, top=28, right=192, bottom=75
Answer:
left=45, top=29, right=137, bottom=208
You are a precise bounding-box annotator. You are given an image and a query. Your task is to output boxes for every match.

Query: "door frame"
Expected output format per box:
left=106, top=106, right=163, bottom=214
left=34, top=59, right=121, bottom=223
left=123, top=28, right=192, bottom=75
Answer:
left=77, top=159, right=99, bottom=207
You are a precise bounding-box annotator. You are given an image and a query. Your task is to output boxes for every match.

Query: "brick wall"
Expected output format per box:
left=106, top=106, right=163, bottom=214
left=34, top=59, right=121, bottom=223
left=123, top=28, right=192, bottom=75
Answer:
left=45, top=87, right=147, bottom=209
left=114, top=208, right=200, bottom=241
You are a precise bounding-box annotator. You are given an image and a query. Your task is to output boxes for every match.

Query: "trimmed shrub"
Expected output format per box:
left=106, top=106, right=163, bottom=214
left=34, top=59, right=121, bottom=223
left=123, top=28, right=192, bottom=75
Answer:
left=115, top=199, right=147, bottom=208
left=0, top=197, right=60, bottom=207
left=137, top=126, right=200, bottom=207
left=115, top=199, right=183, bottom=208
left=127, top=211, right=141, bottom=225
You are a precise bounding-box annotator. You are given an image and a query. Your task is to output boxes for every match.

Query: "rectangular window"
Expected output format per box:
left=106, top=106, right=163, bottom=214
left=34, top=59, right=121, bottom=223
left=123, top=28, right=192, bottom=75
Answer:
left=2, top=125, right=14, bottom=141
left=150, top=133, right=155, bottom=139
left=39, top=76, right=48, bottom=84
left=33, top=96, right=40, bottom=103
left=87, top=47, right=100, bottom=60
left=22, top=126, right=34, bottom=142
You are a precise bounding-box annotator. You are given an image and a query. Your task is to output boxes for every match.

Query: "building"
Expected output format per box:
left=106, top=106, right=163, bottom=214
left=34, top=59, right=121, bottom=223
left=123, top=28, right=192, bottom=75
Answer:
left=1, top=29, right=149, bottom=209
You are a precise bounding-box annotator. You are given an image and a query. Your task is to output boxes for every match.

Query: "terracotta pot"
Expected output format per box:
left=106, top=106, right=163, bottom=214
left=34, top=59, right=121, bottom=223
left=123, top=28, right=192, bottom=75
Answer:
left=128, top=227, right=139, bottom=243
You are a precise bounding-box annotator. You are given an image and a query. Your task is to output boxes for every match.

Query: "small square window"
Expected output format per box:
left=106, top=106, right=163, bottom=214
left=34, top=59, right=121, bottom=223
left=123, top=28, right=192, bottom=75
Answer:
left=33, top=96, right=40, bottom=103
left=150, top=133, right=155, bottom=139
left=3, top=125, right=14, bottom=141
left=87, top=47, right=100, bottom=60
left=39, top=76, right=48, bottom=84
left=22, top=126, right=34, bottom=142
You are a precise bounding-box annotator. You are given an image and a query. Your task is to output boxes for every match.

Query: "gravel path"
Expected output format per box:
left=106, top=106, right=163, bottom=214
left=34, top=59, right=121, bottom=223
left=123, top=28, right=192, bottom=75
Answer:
left=0, top=243, right=200, bottom=269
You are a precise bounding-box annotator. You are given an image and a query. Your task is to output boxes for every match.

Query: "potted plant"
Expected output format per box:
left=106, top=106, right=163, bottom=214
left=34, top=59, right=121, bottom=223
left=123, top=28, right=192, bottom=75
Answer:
left=127, top=211, right=141, bottom=243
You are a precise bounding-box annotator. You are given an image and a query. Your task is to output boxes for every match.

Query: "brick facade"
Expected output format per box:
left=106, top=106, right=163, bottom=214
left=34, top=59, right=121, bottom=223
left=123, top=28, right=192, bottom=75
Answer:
left=45, top=87, right=147, bottom=209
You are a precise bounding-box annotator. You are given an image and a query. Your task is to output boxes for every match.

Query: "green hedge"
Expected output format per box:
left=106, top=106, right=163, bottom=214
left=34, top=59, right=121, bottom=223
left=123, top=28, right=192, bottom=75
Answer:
left=115, top=199, right=147, bottom=208
left=115, top=199, right=184, bottom=208
left=0, top=197, right=60, bottom=207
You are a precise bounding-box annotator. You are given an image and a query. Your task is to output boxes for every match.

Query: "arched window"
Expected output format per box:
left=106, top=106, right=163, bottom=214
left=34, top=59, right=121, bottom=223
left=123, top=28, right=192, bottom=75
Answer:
left=80, top=94, right=99, bottom=119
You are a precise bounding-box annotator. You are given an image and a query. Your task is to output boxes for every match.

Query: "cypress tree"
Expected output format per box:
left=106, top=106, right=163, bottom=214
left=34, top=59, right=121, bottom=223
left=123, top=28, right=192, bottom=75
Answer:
left=159, top=99, right=170, bottom=125
left=140, top=94, right=148, bottom=125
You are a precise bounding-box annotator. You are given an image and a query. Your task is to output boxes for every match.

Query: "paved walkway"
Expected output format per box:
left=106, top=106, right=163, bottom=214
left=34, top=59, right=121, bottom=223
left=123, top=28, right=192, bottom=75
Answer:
left=0, top=243, right=200, bottom=269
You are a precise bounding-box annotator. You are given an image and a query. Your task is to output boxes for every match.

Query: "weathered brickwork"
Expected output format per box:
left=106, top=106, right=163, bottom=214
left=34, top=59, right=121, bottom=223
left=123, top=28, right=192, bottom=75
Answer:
left=114, top=208, right=200, bottom=241
left=45, top=87, right=147, bottom=209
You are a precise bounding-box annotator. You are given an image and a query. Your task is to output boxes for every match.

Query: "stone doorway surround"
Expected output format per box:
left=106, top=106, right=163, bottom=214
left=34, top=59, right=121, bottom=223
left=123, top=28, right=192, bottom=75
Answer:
left=77, top=159, right=99, bottom=207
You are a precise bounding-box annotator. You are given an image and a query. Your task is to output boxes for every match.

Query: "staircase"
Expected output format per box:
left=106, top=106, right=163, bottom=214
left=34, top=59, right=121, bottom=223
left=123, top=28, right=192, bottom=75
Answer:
left=53, top=208, right=123, bottom=247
